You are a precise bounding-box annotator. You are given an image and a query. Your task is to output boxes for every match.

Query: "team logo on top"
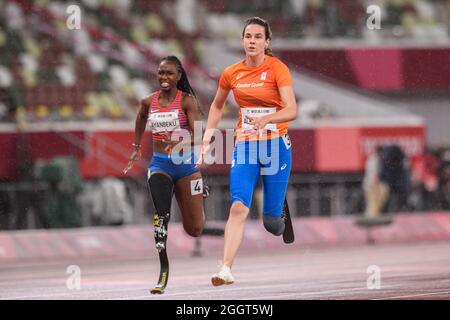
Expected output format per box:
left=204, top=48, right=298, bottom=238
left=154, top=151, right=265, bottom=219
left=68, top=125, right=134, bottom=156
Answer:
left=261, top=72, right=267, bottom=81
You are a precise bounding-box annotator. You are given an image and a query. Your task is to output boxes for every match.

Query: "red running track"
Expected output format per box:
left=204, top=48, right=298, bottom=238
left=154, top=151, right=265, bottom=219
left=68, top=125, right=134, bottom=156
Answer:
left=0, top=240, right=449, bottom=300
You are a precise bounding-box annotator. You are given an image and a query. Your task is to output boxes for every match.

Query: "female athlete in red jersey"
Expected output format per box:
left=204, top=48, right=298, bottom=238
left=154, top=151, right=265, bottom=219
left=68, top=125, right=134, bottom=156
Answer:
left=124, top=56, right=205, bottom=293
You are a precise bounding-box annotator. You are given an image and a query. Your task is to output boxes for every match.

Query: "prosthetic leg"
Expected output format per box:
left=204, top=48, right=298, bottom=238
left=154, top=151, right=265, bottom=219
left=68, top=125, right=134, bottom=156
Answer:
left=148, top=173, right=173, bottom=294
left=282, top=197, right=295, bottom=244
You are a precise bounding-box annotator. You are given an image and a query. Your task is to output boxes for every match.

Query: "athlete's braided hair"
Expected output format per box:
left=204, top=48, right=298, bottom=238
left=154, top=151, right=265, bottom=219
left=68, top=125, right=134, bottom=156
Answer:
left=160, top=55, right=203, bottom=115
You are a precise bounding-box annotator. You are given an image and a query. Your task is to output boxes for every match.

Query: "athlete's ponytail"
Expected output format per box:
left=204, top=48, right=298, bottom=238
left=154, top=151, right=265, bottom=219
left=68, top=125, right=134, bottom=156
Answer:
left=160, top=55, right=203, bottom=115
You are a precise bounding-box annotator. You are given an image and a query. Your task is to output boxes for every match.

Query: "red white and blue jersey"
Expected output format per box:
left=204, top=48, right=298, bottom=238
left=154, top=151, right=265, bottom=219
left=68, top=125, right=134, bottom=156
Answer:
left=148, top=90, right=190, bottom=141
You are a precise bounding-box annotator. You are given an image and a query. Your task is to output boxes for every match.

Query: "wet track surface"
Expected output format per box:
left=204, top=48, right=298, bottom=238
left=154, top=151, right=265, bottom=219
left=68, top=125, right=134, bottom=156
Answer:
left=1, top=240, right=449, bottom=300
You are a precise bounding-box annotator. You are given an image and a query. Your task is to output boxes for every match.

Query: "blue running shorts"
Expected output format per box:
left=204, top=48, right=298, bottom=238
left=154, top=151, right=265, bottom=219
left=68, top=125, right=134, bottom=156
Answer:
left=148, top=152, right=199, bottom=183
left=230, top=134, right=292, bottom=217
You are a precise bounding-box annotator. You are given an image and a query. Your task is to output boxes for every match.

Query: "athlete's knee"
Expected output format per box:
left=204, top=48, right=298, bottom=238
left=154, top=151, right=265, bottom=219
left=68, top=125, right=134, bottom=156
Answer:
left=182, top=214, right=204, bottom=237
left=184, top=224, right=203, bottom=238
left=263, top=215, right=285, bottom=236
left=230, top=201, right=249, bottom=221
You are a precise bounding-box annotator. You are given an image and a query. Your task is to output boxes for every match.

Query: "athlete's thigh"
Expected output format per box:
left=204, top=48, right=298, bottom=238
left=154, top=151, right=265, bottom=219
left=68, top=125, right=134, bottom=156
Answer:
left=230, top=161, right=260, bottom=209
left=261, top=138, right=292, bottom=216
left=230, top=141, right=260, bottom=208
left=174, top=171, right=205, bottom=226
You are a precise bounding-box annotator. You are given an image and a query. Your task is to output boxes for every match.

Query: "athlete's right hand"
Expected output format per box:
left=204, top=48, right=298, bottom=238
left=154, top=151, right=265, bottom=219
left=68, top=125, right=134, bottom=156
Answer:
left=195, top=142, right=210, bottom=168
left=123, top=149, right=141, bottom=175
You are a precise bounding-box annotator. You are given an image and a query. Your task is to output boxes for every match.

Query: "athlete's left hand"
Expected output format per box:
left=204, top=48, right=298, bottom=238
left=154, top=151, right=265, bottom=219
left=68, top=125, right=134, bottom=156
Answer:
left=246, top=115, right=270, bottom=132
left=195, top=141, right=210, bottom=168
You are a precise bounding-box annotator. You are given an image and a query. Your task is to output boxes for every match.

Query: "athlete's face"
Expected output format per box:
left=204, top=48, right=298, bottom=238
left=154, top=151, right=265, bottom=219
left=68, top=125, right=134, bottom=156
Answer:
left=242, top=24, right=270, bottom=57
left=157, top=61, right=181, bottom=92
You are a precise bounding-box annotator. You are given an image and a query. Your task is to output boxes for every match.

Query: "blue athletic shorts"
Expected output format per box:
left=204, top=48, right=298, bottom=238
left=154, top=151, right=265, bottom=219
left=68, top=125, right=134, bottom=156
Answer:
left=230, top=134, right=292, bottom=217
left=148, top=152, right=199, bottom=183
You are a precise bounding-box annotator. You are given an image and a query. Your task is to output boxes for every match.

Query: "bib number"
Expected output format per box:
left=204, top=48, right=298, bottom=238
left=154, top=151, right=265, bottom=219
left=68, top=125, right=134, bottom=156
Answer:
left=241, top=107, right=277, bottom=132
left=282, top=134, right=292, bottom=150
left=149, top=111, right=180, bottom=133
left=190, top=179, right=203, bottom=196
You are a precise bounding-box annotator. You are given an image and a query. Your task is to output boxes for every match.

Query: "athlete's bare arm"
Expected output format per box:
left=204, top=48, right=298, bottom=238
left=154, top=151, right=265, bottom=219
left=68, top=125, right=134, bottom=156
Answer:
left=123, top=96, right=151, bottom=174
left=135, top=96, right=152, bottom=144
left=202, top=88, right=230, bottom=144
left=195, top=88, right=230, bottom=167
left=182, top=94, right=202, bottom=130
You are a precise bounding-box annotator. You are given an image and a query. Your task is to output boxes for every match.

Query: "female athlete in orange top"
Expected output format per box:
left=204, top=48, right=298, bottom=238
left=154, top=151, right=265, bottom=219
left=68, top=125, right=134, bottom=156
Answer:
left=197, top=17, right=298, bottom=286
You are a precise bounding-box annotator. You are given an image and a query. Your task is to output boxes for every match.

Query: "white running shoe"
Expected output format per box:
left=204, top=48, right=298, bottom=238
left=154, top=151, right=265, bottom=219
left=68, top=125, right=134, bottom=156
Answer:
left=211, top=265, right=234, bottom=286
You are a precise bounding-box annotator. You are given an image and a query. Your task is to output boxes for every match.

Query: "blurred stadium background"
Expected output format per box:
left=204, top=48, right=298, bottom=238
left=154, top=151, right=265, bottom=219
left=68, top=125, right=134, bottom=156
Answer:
left=0, top=0, right=449, bottom=233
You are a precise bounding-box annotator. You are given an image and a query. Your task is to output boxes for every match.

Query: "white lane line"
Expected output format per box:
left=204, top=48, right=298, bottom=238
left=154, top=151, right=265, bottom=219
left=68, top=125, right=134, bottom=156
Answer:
left=243, top=284, right=405, bottom=300
left=105, top=273, right=368, bottom=300
left=59, top=270, right=450, bottom=300
left=372, top=290, right=450, bottom=300
left=0, top=275, right=338, bottom=300
left=0, top=287, right=151, bottom=300
left=108, top=275, right=384, bottom=300
left=109, top=282, right=409, bottom=300
left=1, top=280, right=295, bottom=300
left=3, top=271, right=449, bottom=300
left=108, top=283, right=310, bottom=300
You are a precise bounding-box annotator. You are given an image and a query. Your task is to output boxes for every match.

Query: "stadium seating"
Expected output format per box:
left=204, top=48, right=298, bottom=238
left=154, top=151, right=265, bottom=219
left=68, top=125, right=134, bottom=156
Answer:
left=0, top=0, right=216, bottom=123
left=201, top=0, right=449, bottom=41
left=0, top=0, right=448, bottom=123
